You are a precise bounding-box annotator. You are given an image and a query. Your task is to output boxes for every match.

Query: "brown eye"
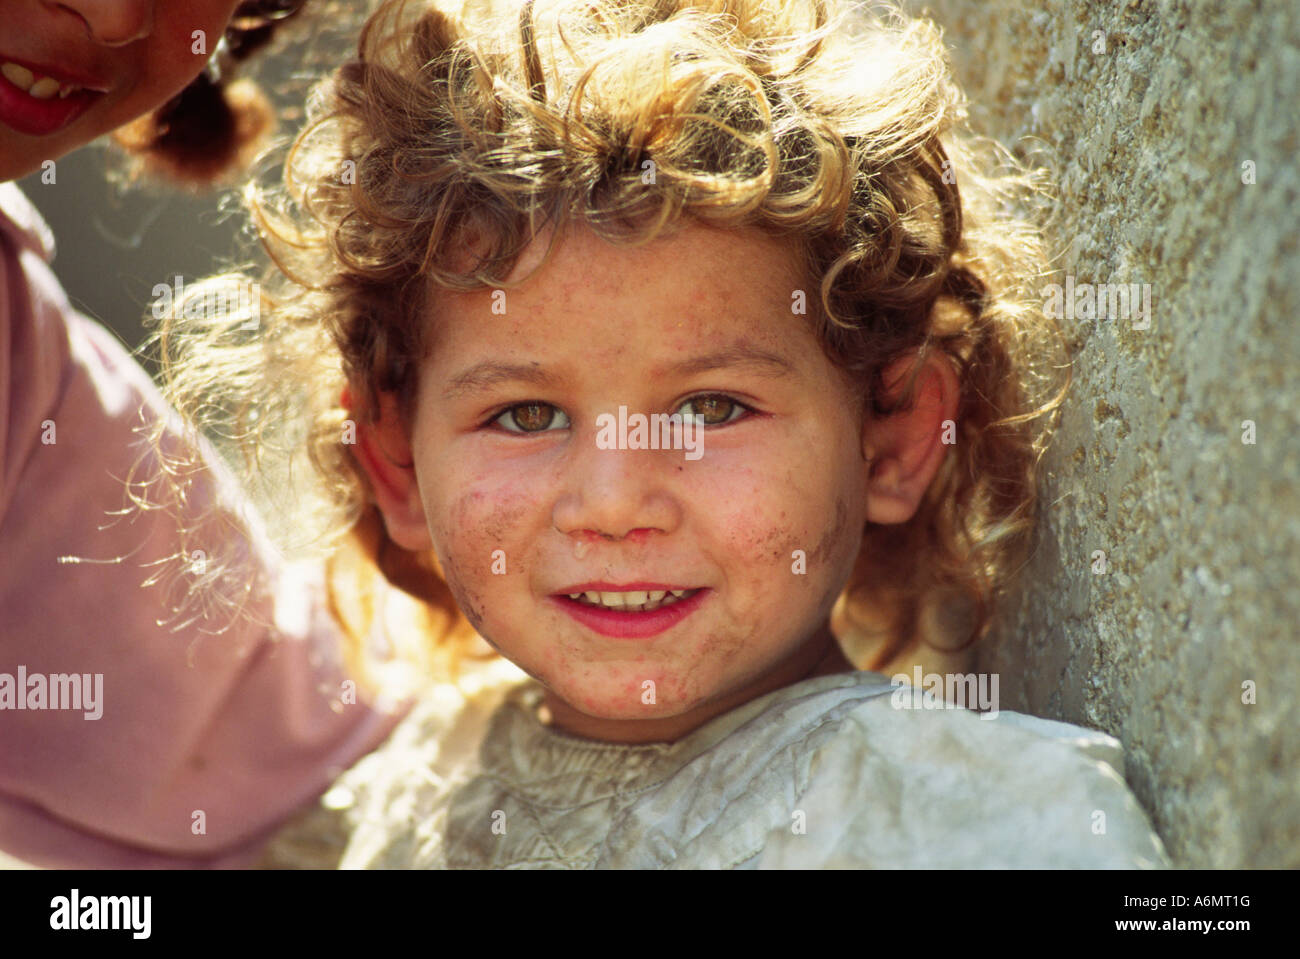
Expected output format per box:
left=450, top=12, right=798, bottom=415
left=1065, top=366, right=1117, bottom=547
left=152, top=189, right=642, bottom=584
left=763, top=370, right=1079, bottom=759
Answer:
left=678, top=394, right=747, bottom=426
left=495, top=402, right=569, bottom=433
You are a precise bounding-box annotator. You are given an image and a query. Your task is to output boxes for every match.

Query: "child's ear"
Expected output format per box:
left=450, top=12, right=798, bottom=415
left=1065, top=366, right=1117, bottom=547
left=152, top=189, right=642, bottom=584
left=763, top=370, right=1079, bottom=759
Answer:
left=342, top=386, right=434, bottom=551
left=860, top=350, right=960, bottom=525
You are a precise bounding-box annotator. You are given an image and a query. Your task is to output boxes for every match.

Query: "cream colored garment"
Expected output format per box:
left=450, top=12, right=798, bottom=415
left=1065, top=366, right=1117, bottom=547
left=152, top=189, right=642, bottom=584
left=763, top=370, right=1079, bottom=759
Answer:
left=259, top=662, right=1170, bottom=869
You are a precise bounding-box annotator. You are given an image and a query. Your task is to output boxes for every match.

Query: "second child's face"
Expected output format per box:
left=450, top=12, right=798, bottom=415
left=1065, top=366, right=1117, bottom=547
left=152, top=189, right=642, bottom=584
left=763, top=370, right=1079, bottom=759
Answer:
left=402, top=220, right=874, bottom=742
left=0, top=0, right=240, bottom=182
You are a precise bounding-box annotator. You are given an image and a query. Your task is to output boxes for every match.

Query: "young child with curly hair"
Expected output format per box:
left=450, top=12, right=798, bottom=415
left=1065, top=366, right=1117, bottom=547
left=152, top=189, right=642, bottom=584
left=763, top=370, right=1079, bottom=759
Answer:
left=153, top=0, right=1167, bottom=869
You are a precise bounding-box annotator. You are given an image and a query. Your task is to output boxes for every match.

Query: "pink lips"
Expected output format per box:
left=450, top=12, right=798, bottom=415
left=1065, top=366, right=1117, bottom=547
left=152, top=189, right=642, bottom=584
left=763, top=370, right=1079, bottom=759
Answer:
left=0, top=57, right=107, bottom=137
left=551, top=588, right=709, bottom=639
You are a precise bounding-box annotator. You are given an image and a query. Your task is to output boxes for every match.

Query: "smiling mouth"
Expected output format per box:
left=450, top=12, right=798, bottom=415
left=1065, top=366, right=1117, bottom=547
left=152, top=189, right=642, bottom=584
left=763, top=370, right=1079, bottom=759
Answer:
left=562, top=588, right=703, bottom=613
left=1, top=62, right=86, bottom=99
left=0, top=57, right=107, bottom=137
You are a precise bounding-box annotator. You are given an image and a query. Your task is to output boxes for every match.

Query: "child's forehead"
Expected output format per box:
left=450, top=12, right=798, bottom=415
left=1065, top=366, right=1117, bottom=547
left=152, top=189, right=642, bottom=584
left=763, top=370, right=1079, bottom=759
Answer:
left=441, top=218, right=806, bottom=311
left=424, top=219, right=818, bottom=370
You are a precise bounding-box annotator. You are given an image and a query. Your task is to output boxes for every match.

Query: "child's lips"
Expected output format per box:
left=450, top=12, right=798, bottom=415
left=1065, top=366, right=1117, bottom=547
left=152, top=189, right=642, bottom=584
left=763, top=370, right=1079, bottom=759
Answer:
left=550, top=587, right=710, bottom=640
left=0, top=55, right=110, bottom=137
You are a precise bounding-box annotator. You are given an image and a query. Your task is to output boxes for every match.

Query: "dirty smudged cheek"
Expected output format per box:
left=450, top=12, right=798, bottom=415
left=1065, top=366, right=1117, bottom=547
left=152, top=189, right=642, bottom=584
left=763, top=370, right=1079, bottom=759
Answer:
left=434, top=490, right=496, bottom=629
left=441, top=563, right=487, bottom=634
left=786, top=496, right=855, bottom=615
left=806, top=497, right=850, bottom=567
left=430, top=538, right=489, bottom=638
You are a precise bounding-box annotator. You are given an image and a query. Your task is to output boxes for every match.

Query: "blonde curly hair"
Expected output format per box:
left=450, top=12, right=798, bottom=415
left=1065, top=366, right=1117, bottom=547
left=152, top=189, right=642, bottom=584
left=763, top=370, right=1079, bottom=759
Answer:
left=145, top=0, right=1067, bottom=692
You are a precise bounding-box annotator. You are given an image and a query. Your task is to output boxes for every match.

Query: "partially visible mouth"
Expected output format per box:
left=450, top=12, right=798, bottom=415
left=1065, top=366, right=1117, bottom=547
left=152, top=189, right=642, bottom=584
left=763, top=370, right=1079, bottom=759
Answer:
left=0, top=58, right=108, bottom=137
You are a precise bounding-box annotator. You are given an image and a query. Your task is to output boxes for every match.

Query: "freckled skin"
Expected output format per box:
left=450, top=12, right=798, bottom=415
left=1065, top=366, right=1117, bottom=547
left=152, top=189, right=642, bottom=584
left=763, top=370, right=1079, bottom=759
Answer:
left=804, top=497, right=850, bottom=567
left=407, top=219, right=869, bottom=743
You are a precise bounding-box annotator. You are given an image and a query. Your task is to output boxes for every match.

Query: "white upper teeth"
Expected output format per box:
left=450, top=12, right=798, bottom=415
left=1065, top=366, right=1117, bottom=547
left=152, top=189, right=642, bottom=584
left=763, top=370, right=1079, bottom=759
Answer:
left=566, top=589, right=694, bottom=610
left=2, top=62, right=80, bottom=99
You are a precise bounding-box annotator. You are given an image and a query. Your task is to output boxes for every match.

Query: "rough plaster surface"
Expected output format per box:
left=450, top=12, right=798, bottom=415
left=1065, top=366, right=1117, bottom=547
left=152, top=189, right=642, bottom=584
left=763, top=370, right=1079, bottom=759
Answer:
left=902, top=0, right=1300, bottom=867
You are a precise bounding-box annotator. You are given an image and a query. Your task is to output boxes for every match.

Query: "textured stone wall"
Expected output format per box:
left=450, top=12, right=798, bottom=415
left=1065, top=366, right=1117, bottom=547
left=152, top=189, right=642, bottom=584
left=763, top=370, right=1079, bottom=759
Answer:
left=898, top=0, right=1300, bottom=866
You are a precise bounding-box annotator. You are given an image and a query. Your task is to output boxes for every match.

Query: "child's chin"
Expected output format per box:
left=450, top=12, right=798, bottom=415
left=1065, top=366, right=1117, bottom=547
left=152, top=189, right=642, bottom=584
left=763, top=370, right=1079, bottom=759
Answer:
left=551, top=684, right=699, bottom=722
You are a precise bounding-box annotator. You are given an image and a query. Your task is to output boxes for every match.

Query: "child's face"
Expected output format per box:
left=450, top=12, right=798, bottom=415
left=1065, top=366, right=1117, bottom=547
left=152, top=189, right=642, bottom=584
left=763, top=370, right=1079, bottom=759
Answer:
left=0, top=0, right=240, bottom=181
left=393, top=220, right=876, bottom=741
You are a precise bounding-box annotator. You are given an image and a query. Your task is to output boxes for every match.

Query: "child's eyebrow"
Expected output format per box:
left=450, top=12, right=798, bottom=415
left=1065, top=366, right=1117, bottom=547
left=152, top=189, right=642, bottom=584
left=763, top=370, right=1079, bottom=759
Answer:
left=443, top=362, right=560, bottom=400
left=661, top=347, right=796, bottom=381
left=442, top=347, right=796, bottom=400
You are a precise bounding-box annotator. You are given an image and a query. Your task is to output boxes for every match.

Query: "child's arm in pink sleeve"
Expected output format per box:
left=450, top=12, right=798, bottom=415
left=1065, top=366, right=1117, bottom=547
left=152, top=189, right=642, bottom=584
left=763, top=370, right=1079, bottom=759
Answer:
left=0, top=184, right=406, bottom=868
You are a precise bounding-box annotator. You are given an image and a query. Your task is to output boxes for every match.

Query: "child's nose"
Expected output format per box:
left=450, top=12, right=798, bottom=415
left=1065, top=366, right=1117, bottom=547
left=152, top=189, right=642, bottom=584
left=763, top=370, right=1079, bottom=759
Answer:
left=57, top=0, right=154, bottom=47
left=551, top=444, right=682, bottom=542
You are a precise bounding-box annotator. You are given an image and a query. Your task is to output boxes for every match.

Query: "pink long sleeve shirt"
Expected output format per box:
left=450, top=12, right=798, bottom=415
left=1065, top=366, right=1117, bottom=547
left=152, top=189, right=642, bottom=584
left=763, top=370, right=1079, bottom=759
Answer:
left=0, top=183, right=405, bottom=868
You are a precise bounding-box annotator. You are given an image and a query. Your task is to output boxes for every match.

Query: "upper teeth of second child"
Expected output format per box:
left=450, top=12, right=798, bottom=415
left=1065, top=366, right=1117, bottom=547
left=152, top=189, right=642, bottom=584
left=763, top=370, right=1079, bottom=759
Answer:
left=1, top=63, right=81, bottom=99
